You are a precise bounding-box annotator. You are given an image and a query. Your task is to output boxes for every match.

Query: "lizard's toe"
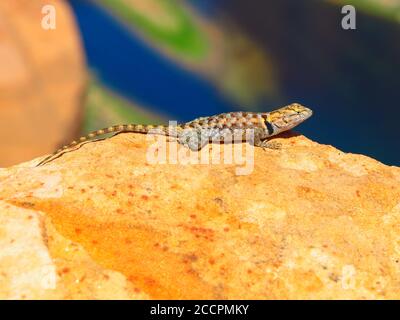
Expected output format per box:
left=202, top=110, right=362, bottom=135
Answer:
left=260, top=140, right=282, bottom=150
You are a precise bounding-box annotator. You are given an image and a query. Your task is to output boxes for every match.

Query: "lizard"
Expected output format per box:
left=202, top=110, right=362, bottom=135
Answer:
left=36, top=103, right=313, bottom=167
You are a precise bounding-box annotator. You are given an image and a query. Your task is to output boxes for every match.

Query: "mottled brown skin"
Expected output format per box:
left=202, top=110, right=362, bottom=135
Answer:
left=36, top=103, right=313, bottom=166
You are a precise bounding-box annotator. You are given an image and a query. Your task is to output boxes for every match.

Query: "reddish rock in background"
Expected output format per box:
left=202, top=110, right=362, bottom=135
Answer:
left=0, top=0, right=86, bottom=167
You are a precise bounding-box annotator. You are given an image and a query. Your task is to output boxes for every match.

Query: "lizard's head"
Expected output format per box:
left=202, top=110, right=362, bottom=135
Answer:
left=265, top=103, right=313, bottom=135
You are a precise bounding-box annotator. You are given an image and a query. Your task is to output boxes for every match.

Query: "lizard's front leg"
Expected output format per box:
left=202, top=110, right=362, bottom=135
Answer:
left=252, top=133, right=282, bottom=150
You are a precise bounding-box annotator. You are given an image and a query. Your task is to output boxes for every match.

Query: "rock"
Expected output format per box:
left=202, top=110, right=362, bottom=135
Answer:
left=0, top=0, right=86, bottom=167
left=0, top=133, right=400, bottom=299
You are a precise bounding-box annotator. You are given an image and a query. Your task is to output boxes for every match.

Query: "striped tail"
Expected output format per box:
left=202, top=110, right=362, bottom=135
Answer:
left=36, top=123, right=180, bottom=167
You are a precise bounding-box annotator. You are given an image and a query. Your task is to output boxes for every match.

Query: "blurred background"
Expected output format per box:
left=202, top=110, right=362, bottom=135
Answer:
left=0, top=0, right=399, bottom=167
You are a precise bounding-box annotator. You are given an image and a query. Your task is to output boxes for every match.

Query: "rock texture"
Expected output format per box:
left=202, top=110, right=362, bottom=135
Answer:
left=0, top=0, right=86, bottom=167
left=0, top=133, right=400, bottom=299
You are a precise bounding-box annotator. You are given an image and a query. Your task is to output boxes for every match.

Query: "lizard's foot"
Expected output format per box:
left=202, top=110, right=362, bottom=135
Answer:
left=257, top=139, right=282, bottom=151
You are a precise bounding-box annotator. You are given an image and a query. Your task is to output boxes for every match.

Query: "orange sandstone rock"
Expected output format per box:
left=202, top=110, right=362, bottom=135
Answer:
left=0, top=0, right=86, bottom=167
left=0, top=133, right=399, bottom=299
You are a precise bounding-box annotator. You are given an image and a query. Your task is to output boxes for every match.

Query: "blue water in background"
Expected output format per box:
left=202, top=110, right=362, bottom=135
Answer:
left=69, top=0, right=233, bottom=121
left=69, top=0, right=399, bottom=165
left=218, top=0, right=400, bottom=166
left=187, top=0, right=227, bottom=16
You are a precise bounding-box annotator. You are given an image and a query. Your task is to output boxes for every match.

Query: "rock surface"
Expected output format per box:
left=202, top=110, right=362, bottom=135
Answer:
left=0, top=0, right=86, bottom=167
left=0, top=133, right=400, bottom=299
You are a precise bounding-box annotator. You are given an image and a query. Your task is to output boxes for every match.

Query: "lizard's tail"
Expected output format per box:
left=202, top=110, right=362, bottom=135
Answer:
left=36, top=124, right=180, bottom=167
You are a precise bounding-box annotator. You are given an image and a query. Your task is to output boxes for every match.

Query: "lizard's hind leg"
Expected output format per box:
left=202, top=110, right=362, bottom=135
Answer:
left=178, top=129, right=209, bottom=151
